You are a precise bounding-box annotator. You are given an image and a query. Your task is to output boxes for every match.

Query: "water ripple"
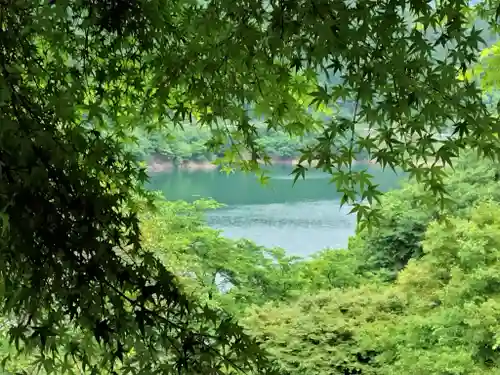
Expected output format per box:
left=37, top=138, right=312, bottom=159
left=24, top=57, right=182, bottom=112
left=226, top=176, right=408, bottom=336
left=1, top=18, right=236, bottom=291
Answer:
left=206, top=200, right=356, bottom=257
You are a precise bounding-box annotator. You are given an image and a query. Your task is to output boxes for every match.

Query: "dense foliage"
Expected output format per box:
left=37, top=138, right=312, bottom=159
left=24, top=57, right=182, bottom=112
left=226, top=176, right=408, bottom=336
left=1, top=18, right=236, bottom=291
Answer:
left=139, top=153, right=500, bottom=375
left=2, top=152, right=500, bottom=374
left=244, top=201, right=500, bottom=374
left=4, top=0, right=500, bottom=373
left=358, top=151, right=500, bottom=277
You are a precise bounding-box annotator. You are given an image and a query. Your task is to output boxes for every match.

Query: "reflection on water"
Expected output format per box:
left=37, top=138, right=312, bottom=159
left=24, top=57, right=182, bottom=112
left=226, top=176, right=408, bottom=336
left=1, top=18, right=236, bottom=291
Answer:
left=148, top=164, right=403, bottom=256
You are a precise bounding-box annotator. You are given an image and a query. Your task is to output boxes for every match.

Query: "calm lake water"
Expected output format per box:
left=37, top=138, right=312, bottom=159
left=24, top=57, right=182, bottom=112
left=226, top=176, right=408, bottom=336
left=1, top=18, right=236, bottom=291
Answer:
left=148, top=164, right=403, bottom=257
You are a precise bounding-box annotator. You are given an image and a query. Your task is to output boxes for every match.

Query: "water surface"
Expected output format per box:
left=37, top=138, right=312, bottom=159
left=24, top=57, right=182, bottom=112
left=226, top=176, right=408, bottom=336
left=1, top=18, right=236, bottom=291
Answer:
left=148, top=164, right=402, bottom=256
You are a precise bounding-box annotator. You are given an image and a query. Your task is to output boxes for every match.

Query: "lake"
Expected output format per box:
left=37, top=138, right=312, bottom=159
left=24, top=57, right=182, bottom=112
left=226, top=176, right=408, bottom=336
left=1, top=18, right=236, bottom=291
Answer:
left=147, top=164, right=403, bottom=257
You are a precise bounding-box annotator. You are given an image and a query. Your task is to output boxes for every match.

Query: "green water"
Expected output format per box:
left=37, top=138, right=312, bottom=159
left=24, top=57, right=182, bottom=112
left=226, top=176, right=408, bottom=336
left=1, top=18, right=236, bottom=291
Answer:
left=148, top=164, right=403, bottom=257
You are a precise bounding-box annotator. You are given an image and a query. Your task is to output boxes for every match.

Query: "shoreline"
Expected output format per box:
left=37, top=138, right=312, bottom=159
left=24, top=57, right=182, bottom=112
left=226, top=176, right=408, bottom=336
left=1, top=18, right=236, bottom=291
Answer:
left=147, top=156, right=376, bottom=173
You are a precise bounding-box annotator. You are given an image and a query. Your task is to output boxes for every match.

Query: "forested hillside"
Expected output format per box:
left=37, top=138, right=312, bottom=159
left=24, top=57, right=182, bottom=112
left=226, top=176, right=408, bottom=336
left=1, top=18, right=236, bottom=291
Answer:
left=3, top=0, right=500, bottom=374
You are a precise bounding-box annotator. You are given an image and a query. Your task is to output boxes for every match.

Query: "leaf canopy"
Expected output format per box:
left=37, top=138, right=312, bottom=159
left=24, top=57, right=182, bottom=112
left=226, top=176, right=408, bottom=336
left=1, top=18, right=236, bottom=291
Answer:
left=2, top=0, right=500, bottom=373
